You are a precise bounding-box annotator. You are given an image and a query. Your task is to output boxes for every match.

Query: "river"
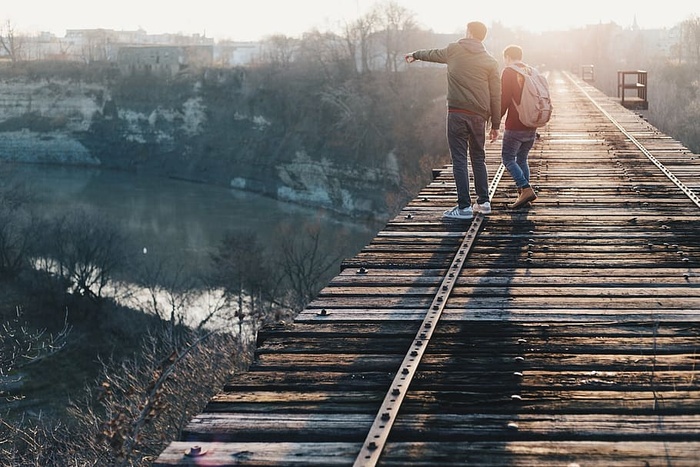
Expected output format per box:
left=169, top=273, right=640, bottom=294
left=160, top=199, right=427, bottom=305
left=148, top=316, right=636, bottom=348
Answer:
left=0, top=163, right=385, bottom=284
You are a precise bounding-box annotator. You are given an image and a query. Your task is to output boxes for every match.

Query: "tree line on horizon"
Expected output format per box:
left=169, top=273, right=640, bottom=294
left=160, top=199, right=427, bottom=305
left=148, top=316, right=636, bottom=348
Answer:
left=2, top=2, right=698, bottom=162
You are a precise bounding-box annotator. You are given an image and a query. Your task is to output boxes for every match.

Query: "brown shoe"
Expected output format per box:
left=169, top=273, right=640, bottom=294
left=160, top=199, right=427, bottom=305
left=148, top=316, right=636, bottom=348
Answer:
left=516, top=187, right=532, bottom=208
left=509, top=186, right=537, bottom=209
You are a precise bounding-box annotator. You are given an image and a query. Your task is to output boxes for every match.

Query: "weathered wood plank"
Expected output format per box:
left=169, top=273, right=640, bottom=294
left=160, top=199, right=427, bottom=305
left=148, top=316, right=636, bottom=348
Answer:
left=154, top=440, right=700, bottom=466
left=179, top=413, right=700, bottom=442
left=306, top=295, right=700, bottom=309
left=315, top=286, right=700, bottom=298
left=206, top=390, right=700, bottom=415
left=327, top=274, right=700, bottom=286
left=297, top=308, right=700, bottom=322
left=220, top=369, right=697, bottom=392
left=255, top=321, right=700, bottom=338
left=249, top=353, right=700, bottom=370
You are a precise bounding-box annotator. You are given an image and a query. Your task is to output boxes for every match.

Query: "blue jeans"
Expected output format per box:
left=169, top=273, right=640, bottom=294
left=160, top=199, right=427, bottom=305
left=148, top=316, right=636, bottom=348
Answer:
left=447, top=112, right=489, bottom=207
left=501, top=129, right=537, bottom=188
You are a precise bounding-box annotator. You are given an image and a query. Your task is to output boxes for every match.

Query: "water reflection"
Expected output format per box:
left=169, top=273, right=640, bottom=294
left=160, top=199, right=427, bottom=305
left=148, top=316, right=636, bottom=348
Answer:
left=1, top=163, right=383, bottom=276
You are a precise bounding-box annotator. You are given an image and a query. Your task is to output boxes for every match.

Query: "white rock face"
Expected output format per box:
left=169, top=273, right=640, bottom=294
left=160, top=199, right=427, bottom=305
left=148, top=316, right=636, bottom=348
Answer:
left=0, top=130, right=99, bottom=165
left=0, top=76, right=400, bottom=218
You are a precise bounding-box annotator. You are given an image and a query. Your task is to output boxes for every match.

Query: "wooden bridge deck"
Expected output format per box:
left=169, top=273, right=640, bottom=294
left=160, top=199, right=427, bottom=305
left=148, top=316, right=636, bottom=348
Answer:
left=155, top=71, right=700, bottom=466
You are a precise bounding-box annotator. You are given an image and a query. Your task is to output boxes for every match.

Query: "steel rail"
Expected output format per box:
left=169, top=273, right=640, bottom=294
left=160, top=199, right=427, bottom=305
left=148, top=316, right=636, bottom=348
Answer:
left=353, top=164, right=507, bottom=467
left=565, top=71, right=700, bottom=209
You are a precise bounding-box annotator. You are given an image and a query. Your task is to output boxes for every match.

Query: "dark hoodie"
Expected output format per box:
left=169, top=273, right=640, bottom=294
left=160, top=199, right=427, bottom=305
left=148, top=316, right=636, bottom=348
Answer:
left=411, top=38, right=501, bottom=129
left=500, top=61, right=534, bottom=131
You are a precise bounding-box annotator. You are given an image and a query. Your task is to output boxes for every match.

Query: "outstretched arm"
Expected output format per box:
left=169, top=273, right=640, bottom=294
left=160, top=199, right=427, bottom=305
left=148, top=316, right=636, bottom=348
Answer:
left=406, top=48, right=448, bottom=64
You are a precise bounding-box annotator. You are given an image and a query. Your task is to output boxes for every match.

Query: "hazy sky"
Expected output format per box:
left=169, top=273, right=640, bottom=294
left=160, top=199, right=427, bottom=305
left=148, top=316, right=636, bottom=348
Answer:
left=4, top=0, right=697, bottom=41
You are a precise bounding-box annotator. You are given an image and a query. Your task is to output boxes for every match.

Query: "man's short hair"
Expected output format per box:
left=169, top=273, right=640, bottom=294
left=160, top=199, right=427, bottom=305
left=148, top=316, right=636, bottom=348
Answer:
left=467, top=21, right=488, bottom=41
left=503, top=45, right=523, bottom=60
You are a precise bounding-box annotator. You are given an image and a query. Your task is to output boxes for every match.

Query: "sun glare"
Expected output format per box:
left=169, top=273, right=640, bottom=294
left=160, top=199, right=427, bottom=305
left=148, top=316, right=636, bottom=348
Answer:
left=3, top=0, right=696, bottom=41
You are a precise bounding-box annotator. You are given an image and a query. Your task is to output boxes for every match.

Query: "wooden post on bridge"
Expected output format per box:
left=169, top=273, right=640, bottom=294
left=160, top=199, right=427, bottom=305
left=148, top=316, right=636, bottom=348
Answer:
left=617, top=70, right=648, bottom=110
left=581, top=64, right=594, bottom=82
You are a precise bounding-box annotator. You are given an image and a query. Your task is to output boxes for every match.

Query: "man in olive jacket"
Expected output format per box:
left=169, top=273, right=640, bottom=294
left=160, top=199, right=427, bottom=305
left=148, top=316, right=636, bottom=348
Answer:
left=406, top=21, right=501, bottom=220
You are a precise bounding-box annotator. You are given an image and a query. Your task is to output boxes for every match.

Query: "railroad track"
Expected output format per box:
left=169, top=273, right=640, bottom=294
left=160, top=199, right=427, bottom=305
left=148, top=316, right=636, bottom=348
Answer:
left=155, top=71, right=700, bottom=466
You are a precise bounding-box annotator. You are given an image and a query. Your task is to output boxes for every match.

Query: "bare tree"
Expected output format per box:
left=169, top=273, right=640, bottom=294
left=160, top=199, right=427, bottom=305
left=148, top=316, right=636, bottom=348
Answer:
left=0, top=416, right=73, bottom=467
left=680, top=15, right=700, bottom=65
left=1, top=324, right=241, bottom=467
left=133, top=258, right=197, bottom=324
left=275, top=222, right=347, bottom=312
left=374, top=0, right=418, bottom=72
left=32, top=207, right=129, bottom=305
left=0, top=307, right=70, bottom=465
left=260, top=34, right=298, bottom=66
left=0, top=20, right=23, bottom=62
left=0, top=307, right=70, bottom=400
left=297, top=29, right=353, bottom=80
left=78, top=29, right=113, bottom=63
left=0, top=183, right=38, bottom=279
left=74, top=329, right=236, bottom=467
left=342, top=10, right=380, bottom=74
left=128, top=254, right=232, bottom=342
left=210, top=229, right=280, bottom=336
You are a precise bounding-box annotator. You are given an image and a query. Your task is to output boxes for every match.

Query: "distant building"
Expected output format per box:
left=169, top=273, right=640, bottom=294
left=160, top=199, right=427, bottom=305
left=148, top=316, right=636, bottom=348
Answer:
left=63, top=28, right=120, bottom=62
left=12, top=28, right=220, bottom=69
left=214, top=41, right=261, bottom=66
left=117, top=45, right=213, bottom=75
left=6, top=24, right=686, bottom=71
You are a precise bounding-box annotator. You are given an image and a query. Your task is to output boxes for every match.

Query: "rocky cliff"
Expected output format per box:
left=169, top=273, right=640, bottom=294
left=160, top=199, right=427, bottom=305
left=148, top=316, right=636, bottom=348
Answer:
left=0, top=63, right=418, bottom=220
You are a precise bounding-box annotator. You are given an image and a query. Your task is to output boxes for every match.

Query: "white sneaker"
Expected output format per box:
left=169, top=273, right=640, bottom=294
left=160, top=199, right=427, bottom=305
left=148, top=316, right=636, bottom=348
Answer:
left=443, top=205, right=473, bottom=220
left=472, top=201, right=492, bottom=214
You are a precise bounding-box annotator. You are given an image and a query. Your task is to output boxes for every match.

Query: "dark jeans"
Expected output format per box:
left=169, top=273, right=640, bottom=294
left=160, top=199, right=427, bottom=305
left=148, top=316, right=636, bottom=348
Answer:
left=501, top=129, right=537, bottom=188
left=447, top=111, right=489, bottom=207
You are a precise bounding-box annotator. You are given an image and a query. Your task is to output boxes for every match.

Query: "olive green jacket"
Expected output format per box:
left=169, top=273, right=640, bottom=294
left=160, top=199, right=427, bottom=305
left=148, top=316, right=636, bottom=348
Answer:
left=411, top=38, right=501, bottom=129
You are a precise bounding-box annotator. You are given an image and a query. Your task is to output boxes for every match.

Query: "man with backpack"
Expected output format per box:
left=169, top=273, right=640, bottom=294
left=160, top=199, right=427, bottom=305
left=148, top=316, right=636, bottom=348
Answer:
left=500, top=44, right=551, bottom=209
left=405, top=21, right=501, bottom=220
